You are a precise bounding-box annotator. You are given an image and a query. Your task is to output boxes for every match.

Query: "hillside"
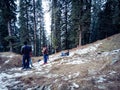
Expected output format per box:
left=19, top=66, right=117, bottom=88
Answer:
left=0, top=33, right=120, bottom=90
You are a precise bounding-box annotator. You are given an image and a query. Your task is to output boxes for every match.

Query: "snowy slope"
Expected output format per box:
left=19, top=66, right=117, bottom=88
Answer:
left=0, top=34, right=120, bottom=90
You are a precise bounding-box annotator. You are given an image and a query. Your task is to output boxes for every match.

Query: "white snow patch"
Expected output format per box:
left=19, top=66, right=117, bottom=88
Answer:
left=98, top=85, right=106, bottom=89
left=111, top=49, right=120, bottom=54
left=97, top=76, right=106, bottom=83
left=62, top=72, right=80, bottom=81
left=48, top=43, right=102, bottom=60
left=102, top=52, right=109, bottom=56
left=9, top=55, right=15, bottom=58
left=66, top=59, right=84, bottom=65
left=111, top=59, right=119, bottom=65
left=0, top=83, right=8, bottom=90
left=33, top=62, right=43, bottom=71
left=88, top=69, right=97, bottom=75
left=71, top=82, right=79, bottom=88
left=58, top=84, right=62, bottom=89
left=0, top=73, right=21, bottom=90
left=0, top=70, right=33, bottom=79
left=1, top=54, right=16, bottom=58
left=45, top=73, right=59, bottom=78
left=59, top=59, right=64, bottom=64
left=49, top=55, right=61, bottom=62
left=109, top=71, right=117, bottom=75
left=69, top=52, right=75, bottom=56
left=76, top=43, right=102, bottom=55
left=9, top=68, right=21, bottom=71
left=4, top=60, right=10, bottom=64
left=0, top=62, right=52, bottom=89
left=72, top=72, right=80, bottom=78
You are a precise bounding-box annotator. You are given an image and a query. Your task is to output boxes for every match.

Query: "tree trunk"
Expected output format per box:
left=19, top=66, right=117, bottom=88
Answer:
left=33, top=0, right=37, bottom=56
left=8, top=21, right=13, bottom=52
left=79, top=25, right=82, bottom=46
left=25, top=0, right=29, bottom=33
left=26, top=5, right=29, bottom=34
left=39, top=21, right=42, bottom=55
left=65, top=0, right=68, bottom=50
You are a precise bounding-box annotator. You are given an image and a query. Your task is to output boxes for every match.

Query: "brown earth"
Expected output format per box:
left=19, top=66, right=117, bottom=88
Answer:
left=0, top=33, right=120, bottom=90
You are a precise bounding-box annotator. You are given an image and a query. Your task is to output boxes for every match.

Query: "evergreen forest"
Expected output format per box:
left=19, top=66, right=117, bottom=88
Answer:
left=0, top=0, right=120, bottom=56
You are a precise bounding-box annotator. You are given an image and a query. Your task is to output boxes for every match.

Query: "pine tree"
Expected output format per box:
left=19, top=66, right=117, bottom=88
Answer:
left=91, top=0, right=120, bottom=41
left=33, top=0, right=37, bottom=56
left=0, top=0, right=17, bottom=52
left=36, top=0, right=45, bottom=56
left=51, top=0, right=61, bottom=53
left=60, top=0, right=71, bottom=50
left=19, top=0, right=30, bottom=43
left=71, top=0, right=83, bottom=46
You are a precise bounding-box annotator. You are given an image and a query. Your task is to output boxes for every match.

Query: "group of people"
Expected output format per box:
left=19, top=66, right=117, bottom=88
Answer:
left=21, top=41, right=48, bottom=70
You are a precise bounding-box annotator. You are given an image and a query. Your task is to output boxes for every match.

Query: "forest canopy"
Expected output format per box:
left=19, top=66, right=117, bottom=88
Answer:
left=0, top=0, right=120, bottom=56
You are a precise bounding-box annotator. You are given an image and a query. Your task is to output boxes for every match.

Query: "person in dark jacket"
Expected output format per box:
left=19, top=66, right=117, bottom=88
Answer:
left=21, top=41, right=32, bottom=69
left=42, top=46, right=49, bottom=64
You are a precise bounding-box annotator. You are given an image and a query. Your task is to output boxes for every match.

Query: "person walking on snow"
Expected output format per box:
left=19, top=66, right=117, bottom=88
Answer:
left=42, top=46, right=49, bottom=64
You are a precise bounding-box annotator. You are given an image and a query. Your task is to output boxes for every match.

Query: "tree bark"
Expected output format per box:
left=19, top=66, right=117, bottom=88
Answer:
left=65, top=0, right=68, bottom=50
left=33, top=0, right=37, bottom=56
left=8, top=21, right=13, bottom=52
left=79, top=25, right=82, bottom=46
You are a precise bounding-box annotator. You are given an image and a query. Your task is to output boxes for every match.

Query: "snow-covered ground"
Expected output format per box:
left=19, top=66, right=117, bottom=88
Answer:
left=0, top=42, right=120, bottom=90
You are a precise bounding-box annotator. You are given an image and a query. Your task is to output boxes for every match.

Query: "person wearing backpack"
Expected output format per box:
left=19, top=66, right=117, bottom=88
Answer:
left=21, top=41, right=32, bottom=69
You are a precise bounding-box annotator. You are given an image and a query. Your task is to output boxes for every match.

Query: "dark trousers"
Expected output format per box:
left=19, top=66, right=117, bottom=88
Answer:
left=22, top=55, right=30, bottom=68
left=43, top=54, right=48, bottom=64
